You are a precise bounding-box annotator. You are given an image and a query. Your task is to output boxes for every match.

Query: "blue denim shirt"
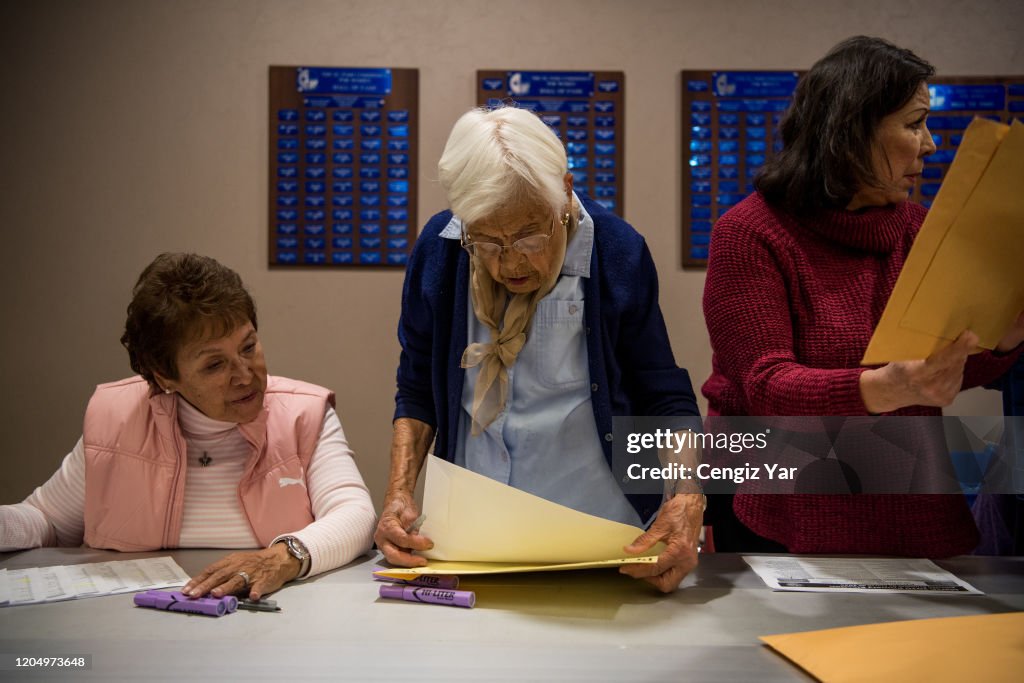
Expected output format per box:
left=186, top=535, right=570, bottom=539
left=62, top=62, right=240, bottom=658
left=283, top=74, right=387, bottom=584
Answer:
left=440, top=198, right=643, bottom=525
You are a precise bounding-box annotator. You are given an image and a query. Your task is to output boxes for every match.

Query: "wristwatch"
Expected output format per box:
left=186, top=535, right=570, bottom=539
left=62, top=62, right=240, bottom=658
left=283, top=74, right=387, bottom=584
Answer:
left=276, top=536, right=311, bottom=578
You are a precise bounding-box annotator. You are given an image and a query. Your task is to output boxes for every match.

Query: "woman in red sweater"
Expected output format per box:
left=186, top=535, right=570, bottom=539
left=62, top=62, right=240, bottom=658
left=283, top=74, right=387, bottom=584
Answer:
left=702, top=36, right=1024, bottom=555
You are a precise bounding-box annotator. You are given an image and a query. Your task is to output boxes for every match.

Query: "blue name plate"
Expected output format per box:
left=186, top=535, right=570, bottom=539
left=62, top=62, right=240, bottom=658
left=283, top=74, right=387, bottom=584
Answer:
left=506, top=71, right=595, bottom=97
left=712, top=71, right=799, bottom=98
left=929, top=84, right=1006, bottom=111
left=296, top=67, right=392, bottom=95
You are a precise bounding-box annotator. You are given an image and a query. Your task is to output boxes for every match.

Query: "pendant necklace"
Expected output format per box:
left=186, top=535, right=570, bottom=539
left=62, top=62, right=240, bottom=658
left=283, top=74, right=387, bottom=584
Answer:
left=199, top=452, right=212, bottom=467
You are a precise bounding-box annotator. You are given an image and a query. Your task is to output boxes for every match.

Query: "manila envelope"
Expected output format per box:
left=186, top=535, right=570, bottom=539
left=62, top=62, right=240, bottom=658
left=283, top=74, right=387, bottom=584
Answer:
left=761, top=611, right=1024, bottom=682
left=862, top=118, right=1024, bottom=364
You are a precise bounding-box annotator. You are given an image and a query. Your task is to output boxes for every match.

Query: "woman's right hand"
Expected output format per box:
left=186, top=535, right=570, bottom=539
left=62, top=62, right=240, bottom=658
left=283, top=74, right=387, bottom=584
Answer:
left=374, top=487, right=432, bottom=567
left=860, top=330, right=979, bottom=413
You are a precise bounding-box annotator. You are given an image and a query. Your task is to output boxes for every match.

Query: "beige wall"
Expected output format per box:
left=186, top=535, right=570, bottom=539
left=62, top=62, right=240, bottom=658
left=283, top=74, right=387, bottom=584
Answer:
left=1, top=0, right=1019, bottom=505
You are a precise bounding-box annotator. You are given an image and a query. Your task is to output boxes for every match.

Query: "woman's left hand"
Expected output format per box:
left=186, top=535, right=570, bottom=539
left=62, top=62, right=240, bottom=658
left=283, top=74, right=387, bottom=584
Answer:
left=619, top=493, right=704, bottom=593
left=182, top=544, right=301, bottom=601
left=996, top=310, right=1024, bottom=353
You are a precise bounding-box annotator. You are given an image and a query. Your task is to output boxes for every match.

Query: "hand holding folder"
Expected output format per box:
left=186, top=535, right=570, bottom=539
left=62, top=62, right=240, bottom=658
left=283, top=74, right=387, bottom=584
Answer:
left=374, top=456, right=665, bottom=580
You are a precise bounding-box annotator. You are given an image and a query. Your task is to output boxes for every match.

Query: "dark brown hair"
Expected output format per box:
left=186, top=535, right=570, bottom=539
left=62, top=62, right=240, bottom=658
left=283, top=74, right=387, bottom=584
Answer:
left=755, top=36, right=935, bottom=215
left=120, top=253, right=257, bottom=390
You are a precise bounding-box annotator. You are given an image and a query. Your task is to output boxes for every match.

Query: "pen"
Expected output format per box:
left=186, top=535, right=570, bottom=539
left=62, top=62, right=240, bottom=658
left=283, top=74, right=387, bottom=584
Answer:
left=237, top=598, right=282, bottom=612
left=405, top=513, right=426, bottom=534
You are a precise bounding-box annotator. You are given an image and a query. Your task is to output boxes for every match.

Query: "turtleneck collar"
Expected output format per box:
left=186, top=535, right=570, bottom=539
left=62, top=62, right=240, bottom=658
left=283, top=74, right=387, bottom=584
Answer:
left=176, top=395, right=239, bottom=439
left=800, top=201, right=912, bottom=254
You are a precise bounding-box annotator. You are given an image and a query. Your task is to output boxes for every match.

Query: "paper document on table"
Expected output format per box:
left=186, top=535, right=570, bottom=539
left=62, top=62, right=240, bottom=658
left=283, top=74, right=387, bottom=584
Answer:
left=5, top=568, right=67, bottom=604
left=761, top=612, right=1024, bottom=682
left=744, top=556, right=981, bottom=594
left=0, top=556, right=190, bottom=606
left=103, top=557, right=189, bottom=593
left=376, top=456, right=662, bottom=578
left=863, top=118, right=1024, bottom=363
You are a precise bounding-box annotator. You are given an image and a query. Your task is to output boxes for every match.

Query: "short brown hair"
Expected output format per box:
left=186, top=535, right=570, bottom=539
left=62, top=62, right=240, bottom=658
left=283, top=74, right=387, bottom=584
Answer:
left=120, top=253, right=257, bottom=390
left=755, top=36, right=935, bottom=215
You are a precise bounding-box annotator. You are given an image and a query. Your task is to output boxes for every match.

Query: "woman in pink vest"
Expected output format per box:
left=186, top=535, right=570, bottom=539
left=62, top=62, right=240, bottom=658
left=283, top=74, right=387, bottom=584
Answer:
left=0, top=253, right=376, bottom=600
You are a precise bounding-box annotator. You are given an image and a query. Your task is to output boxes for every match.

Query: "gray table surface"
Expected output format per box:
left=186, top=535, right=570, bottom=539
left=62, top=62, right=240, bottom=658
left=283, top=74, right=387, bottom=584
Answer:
left=0, top=548, right=1021, bottom=682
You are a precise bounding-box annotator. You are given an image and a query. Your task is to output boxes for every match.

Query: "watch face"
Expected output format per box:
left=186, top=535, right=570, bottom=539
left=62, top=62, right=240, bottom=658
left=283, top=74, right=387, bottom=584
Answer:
left=285, top=537, right=309, bottom=560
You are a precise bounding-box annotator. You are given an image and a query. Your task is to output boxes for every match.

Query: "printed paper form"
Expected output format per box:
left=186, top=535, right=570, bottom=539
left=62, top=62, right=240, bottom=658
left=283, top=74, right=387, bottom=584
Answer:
left=1, top=556, right=190, bottom=606
left=744, top=556, right=981, bottom=594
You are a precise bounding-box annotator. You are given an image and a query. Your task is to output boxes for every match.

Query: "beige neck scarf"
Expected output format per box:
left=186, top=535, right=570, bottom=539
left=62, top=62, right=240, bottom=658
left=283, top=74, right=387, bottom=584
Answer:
left=460, top=202, right=577, bottom=435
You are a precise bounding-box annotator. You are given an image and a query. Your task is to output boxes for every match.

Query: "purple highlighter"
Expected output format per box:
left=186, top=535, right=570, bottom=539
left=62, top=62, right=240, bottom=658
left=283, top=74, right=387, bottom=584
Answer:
left=379, top=584, right=475, bottom=608
left=133, top=590, right=238, bottom=617
left=372, top=574, right=460, bottom=589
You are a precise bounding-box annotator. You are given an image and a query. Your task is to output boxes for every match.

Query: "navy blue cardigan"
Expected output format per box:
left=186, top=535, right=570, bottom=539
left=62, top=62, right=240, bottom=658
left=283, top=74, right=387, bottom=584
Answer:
left=394, top=196, right=700, bottom=522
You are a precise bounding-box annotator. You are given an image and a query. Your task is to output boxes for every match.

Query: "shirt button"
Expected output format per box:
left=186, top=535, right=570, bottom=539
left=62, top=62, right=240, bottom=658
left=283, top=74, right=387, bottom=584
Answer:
left=591, top=383, right=599, bottom=392
left=604, top=433, right=613, bottom=442
left=568, top=304, right=578, bottom=315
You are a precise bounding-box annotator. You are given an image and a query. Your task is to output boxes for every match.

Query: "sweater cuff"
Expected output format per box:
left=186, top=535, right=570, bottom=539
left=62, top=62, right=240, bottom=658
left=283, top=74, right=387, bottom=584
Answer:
left=393, top=402, right=437, bottom=429
left=272, top=505, right=376, bottom=580
left=829, top=367, right=872, bottom=416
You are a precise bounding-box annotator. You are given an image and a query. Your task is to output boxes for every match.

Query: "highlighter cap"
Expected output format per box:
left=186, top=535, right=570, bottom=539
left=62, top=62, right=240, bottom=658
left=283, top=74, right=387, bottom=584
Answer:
left=379, top=585, right=406, bottom=600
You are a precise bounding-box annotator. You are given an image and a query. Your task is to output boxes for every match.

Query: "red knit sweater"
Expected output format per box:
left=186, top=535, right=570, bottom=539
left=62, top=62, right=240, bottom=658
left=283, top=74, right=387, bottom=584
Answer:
left=702, top=192, right=1019, bottom=556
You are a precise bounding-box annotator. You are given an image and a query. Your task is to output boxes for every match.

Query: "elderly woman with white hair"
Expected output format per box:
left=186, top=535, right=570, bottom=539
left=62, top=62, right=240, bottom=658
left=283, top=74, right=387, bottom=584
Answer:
left=374, top=106, right=702, bottom=592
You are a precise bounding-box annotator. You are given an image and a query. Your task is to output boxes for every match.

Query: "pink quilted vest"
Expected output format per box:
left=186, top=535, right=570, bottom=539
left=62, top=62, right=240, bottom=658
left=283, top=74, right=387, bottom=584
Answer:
left=82, top=375, right=333, bottom=551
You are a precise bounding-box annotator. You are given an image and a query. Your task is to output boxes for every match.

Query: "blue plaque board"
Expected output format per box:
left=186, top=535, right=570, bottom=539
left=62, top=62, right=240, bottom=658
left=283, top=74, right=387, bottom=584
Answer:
left=681, top=71, right=1024, bottom=269
left=269, top=66, right=419, bottom=267
left=478, top=70, right=625, bottom=216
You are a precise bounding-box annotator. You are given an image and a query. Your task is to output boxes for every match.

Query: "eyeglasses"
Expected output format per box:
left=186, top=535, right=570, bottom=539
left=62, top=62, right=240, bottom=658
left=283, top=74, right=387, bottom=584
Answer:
left=460, top=213, right=568, bottom=260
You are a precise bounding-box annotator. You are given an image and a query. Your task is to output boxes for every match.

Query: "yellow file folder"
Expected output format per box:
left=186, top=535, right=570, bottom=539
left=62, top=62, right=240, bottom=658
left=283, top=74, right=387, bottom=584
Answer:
left=374, top=455, right=662, bottom=579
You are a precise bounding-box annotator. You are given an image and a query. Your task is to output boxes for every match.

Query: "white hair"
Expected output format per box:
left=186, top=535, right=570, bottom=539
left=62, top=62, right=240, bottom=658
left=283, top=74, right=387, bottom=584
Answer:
left=437, top=106, right=568, bottom=226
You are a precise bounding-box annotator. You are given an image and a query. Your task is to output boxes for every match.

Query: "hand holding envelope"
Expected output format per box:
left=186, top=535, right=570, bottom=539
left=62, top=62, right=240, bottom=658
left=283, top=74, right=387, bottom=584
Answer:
left=860, top=329, right=979, bottom=413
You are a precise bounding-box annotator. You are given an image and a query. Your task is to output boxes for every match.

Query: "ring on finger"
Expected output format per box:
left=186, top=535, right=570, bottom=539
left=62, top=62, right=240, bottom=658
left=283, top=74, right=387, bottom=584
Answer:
left=236, top=571, right=251, bottom=586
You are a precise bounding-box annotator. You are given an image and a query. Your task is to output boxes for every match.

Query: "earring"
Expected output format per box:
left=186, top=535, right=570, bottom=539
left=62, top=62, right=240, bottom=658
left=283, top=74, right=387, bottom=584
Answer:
left=561, top=212, right=571, bottom=228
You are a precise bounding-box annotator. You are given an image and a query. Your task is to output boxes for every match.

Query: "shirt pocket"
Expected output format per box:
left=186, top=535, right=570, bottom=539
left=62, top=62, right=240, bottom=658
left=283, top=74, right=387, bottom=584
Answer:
left=528, top=298, right=588, bottom=390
